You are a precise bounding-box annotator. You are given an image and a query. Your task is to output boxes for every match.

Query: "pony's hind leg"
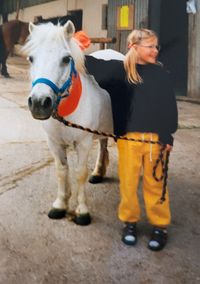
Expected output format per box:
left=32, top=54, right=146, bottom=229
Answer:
left=89, top=138, right=109, bottom=184
left=1, top=51, right=10, bottom=78
left=47, top=141, right=71, bottom=219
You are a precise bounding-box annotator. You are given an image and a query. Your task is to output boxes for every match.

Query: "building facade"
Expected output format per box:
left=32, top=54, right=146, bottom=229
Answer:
left=0, top=0, right=108, bottom=53
left=0, top=0, right=200, bottom=99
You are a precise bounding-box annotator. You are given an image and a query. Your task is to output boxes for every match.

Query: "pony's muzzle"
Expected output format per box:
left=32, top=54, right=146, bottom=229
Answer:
left=28, top=94, right=54, bottom=120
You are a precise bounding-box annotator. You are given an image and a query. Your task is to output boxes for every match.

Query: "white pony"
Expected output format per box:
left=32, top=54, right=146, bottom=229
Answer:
left=24, top=20, right=124, bottom=225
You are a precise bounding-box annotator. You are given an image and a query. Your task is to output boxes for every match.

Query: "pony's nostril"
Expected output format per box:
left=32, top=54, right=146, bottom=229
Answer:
left=42, top=97, right=52, bottom=109
left=28, top=97, right=32, bottom=108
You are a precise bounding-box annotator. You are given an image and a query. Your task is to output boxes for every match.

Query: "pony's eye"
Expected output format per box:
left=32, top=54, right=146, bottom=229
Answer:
left=28, top=56, right=33, bottom=63
left=62, top=56, right=71, bottom=64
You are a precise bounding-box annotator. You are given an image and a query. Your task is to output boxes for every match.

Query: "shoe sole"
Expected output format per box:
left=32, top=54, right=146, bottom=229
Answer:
left=122, top=237, right=137, bottom=246
left=148, top=243, right=166, bottom=251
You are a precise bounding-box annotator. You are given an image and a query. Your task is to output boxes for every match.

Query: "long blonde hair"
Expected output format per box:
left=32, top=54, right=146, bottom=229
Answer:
left=124, top=28, right=158, bottom=84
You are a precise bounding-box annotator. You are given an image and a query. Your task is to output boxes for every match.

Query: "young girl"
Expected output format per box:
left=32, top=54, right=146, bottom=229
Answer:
left=118, top=28, right=178, bottom=250
left=85, top=28, right=177, bottom=251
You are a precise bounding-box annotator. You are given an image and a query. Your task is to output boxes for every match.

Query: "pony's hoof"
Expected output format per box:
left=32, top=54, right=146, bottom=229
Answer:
left=74, top=213, right=92, bottom=225
left=2, top=73, right=10, bottom=78
left=48, top=208, right=67, bottom=219
left=88, top=175, right=103, bottom=184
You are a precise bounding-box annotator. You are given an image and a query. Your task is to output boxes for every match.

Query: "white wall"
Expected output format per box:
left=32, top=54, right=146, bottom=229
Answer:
left=9, top=0, right=108, bottom=53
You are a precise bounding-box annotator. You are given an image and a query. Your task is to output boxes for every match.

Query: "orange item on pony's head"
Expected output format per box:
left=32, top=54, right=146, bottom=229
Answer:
left=73, top=31, right=91, bottom=50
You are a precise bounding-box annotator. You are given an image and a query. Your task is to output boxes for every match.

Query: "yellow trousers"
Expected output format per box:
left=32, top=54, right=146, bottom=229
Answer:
left=117, top=132, right=171, bottom=227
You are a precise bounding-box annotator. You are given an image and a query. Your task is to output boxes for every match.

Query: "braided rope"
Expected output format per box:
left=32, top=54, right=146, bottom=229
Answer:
left=153, top=144, right=166, bottom=182
left=52, top=113, right=169, bottom=202
left=53, top=114, right=162, bottom=144
left=152, top=144, right=170, bottom=203
left=160, top=151, right=170, bottom=203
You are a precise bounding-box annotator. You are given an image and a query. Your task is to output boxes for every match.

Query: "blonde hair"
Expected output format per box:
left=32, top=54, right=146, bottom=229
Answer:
left=124, top=28, right=158, bottom=84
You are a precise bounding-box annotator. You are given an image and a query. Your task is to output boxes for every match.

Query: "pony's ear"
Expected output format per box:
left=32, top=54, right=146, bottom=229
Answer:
left=29, top=22, right=36, bottom=33
left=63, top=20, right=75, bottom=38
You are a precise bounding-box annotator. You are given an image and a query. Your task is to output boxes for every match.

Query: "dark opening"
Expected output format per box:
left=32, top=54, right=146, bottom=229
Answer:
left=2, top=14, right=8, bottom=23
left=149, top=0, right=188, bottom=96
left=36, top=9, right=83, bottom=31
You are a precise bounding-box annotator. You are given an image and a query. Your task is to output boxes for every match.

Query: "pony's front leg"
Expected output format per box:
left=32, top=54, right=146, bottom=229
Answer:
left=47, top=141, right=71, bottom=219
left=89, top=138, right=109, bottom=184
left=74, top=139, right=93, bottom=225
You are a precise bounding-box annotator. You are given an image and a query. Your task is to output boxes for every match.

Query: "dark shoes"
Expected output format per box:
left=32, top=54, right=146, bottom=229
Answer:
left=122, top=222, right=137, bottom=246
left=148, top=227, right=168, bottom=251
left=121, top=224, right=168, bottom=250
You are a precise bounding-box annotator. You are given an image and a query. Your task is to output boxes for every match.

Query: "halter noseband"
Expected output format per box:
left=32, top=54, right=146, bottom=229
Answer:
left=32, top=58, right=77, bottom=95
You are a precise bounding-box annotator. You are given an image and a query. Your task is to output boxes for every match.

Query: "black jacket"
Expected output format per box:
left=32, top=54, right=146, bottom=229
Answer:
left=85, top=56, right=178, bottom=145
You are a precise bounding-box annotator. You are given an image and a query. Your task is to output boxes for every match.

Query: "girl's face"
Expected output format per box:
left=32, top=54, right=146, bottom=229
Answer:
left=133, top=36, right=159, bottom=64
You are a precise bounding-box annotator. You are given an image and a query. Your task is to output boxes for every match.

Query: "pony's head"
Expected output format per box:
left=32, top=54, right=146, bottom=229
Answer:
left=24, top=20, right=85, bottom=120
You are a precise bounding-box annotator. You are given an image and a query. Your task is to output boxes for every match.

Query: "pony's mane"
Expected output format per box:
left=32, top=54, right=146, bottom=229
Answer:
left=23, top=22, right=85, bottom=74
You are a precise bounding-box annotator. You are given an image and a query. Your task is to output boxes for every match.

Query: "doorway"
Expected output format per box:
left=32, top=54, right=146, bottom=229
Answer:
left=36, top=10, right=83, bottom=31
left=149, top=0, right=188, bottom=96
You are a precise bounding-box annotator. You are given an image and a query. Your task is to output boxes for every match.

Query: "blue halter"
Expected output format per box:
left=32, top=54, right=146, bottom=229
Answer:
left=32, top=58, right=77, bottom=95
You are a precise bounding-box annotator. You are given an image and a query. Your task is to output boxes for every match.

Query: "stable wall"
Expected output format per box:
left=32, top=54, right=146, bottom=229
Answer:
left=188, top=0, right=200, bottom=98
left=8, top=0, right=108, bottom=53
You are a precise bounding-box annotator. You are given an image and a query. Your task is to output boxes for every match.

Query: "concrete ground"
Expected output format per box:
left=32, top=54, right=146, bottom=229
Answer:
left=0, top=56, right=200, bottom=284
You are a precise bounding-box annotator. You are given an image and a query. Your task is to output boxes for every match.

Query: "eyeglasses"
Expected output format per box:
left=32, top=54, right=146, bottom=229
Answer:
left=139, top=44, right=161, bottom=51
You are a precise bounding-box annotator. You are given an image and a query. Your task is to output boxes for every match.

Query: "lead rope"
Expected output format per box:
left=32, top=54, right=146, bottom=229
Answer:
left=52, top=113, right=169, bottom=202
left=152, top=144, right=170, bottom=203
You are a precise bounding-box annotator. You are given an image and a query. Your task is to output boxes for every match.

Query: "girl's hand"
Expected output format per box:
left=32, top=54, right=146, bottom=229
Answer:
left=166, top=144, right=173, bottom=152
